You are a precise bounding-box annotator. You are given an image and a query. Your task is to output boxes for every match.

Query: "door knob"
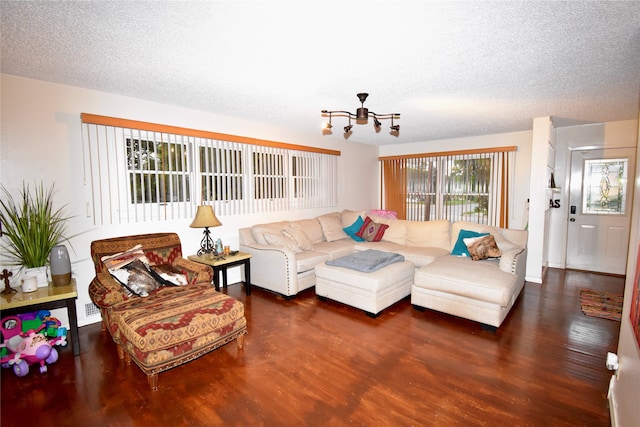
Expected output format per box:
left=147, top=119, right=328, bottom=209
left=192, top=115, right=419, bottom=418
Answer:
left=569, top=218, right=576, bottom=222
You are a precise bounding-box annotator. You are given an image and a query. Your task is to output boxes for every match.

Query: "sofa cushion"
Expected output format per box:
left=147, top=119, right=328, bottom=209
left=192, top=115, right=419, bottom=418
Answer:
left=317, top=212, right=349, bottom=242
left=295, top=250, right=330, bottom=273
left=405, top=220, right=450, bottom=250
left=356, top=216, right=389, bottom=242
left=354, top=241, right=447, bottom=268
left=414, top=256, right=517, bottom=306
left=341, top=209, right=366, bottom=228
left=314, top=240, right=357, bottom=259
left=282, top=227, right=314, bottom=251
left=343, top=216, right=366, bottom=242
left=289, top=219, right=324, bottom=244
left=395, top=246, right=448, bottom=268
left=452, top=229, right=489, bottom=257
left=263, top=232, right=302, bottom=253
left=251, top=221, right=290, bottom=245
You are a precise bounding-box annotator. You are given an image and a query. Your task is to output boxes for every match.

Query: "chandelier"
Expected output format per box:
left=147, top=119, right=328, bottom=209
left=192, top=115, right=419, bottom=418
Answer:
left=321, top=93, right=400, bottom=138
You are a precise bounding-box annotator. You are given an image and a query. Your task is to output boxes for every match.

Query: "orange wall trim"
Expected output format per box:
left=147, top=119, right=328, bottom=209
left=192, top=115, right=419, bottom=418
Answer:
left=379, top=146, right=517, bottom=161
left=81, top=113, right=341, bottom=156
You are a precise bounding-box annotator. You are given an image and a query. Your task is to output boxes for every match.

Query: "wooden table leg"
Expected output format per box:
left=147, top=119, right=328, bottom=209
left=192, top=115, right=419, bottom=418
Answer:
left=66, top=298, right=81, bottom=356
left=245, top=260, right=252, bottom=296
left=212, top=267, right=220, bottom=291
left=222, top=268, right=228, bottom=289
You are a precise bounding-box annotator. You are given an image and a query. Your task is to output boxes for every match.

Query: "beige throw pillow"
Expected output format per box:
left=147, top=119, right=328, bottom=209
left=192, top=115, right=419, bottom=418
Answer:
left=317, top=212, right=349, bottom=242
left=282, top=227, right=314, bottom=251
left=264, top=232, right=302, bottom=253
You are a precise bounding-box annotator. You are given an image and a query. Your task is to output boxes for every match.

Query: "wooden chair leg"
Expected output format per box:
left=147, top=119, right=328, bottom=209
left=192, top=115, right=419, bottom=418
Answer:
left=237, top=333, right=246, bottom=350
left=147, top=373, right=158, bottom=392
left=116, top=344, right=125, bottom=360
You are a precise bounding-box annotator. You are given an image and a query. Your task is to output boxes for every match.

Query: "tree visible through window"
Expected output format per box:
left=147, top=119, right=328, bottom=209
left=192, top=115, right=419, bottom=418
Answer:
left=381, top=147, right=515, bottom=227
left=126, top=138, right=190, bottom=204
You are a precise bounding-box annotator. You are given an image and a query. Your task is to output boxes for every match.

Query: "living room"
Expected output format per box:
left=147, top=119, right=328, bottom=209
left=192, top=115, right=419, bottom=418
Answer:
left=1, top=2, right=639, bottom=425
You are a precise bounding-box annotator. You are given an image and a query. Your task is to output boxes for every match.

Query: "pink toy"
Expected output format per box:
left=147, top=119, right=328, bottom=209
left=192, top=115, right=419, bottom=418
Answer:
left=0, top=315, right=66, bottom=377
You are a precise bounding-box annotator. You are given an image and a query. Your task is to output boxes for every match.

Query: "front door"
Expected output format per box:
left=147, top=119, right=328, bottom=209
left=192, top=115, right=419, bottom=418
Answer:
left=566, top=147, right=635, bottom=275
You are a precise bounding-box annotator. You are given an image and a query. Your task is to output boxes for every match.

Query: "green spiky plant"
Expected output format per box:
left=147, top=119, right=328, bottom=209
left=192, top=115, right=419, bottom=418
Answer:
left=0, top=182, right=71, bottom=268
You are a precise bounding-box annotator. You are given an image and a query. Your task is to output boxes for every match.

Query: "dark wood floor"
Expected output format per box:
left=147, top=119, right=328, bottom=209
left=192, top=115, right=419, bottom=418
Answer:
left=1, top=268, right=623, bottom=426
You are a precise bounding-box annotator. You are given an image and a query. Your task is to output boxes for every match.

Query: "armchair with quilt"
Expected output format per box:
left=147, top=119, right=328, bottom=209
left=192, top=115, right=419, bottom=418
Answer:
left=89, top=232, right=247, bottom=391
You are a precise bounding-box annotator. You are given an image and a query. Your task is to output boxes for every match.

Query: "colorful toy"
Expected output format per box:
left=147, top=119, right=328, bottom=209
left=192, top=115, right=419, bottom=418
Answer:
left=0, top=311, right=67, bottom=377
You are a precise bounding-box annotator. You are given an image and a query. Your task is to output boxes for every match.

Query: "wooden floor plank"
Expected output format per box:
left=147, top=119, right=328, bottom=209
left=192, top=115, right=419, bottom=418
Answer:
left=0, top=268, right=622, bottom=426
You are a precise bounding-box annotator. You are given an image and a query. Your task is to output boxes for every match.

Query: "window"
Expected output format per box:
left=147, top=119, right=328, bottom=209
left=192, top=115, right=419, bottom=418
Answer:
left=253, top=151, right=285, bottom=200
left=126, top=137, right=190, bottom=204
left=582, top=158, right=628, bottom=215
left=200, top=145, right=243, bottom=202
left=82, top=114, right=339, bottom=224
left=381, top=147, right=515, bottom=227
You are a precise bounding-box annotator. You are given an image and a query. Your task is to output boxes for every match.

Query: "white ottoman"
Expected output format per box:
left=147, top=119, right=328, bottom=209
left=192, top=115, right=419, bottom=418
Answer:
left=315, top=259, right=414, bottom=317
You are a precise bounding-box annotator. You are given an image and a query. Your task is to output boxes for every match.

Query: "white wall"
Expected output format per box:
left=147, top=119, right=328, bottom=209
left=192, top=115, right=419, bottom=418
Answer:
left=0, top=74, right=379, bottom=326
left=609, top=115, right=640, bottom=427
left=526, top=117, right=553, bottom=283
left=378, top=130, right=533, bottom=230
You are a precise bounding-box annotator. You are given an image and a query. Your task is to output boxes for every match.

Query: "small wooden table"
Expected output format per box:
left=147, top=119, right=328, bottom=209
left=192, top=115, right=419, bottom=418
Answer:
left=188, top=252, right=252, bottom=296
left=0, top=279, right=80, bottom=356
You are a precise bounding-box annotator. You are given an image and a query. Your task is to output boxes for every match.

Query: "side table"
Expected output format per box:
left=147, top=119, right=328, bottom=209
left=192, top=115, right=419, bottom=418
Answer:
left=0, top=279, right=80, bottom=356
left=188, top=252, right=252, bottom=296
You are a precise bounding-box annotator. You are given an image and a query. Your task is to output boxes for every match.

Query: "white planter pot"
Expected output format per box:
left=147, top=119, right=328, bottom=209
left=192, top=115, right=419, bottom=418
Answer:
left=24, top=266, right=49, bottom=288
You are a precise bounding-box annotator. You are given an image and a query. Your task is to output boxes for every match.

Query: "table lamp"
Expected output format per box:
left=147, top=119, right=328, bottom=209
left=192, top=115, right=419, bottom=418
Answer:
left=190, top=205, right=222, bottom=256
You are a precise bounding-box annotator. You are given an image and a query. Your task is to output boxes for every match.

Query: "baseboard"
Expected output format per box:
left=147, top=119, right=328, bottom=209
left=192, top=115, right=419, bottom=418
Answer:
left=608, top=374, right=618, bottom=427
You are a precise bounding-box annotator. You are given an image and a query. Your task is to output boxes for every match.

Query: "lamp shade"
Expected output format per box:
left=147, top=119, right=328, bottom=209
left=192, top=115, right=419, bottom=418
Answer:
left=190, top=205, right=222, bottom=228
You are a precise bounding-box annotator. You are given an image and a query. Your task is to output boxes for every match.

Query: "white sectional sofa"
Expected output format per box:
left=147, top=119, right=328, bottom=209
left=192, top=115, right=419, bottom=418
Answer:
left=238, top=210, right=528, bottom=328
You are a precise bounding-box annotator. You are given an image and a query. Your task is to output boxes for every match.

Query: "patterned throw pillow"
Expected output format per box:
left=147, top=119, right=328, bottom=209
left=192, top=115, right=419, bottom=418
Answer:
left=355, top=216, right=389, bottom=242
left=464, top=234, right=502, bottom=261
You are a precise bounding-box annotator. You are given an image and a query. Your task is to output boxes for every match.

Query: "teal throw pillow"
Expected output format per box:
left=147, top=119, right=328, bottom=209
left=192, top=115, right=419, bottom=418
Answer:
left=343, top=216, right=366, bottom=242
left=451, top=229, right=489, bottom=257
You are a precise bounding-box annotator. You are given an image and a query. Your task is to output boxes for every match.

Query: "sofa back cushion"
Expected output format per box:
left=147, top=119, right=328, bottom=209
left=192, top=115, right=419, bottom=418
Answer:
left=406, top=220, right=451, bottom=250
left=341, top=209, right=366, bottom=228
left=263, top=232, right=302, bottom=253
left=369, top=215, right=407, bottom=245
left=251, top=221, right=290, bottom=245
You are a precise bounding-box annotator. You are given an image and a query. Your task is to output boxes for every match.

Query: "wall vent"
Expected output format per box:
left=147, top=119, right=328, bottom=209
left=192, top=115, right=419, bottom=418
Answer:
left=85, top=302, right=100, bottom=317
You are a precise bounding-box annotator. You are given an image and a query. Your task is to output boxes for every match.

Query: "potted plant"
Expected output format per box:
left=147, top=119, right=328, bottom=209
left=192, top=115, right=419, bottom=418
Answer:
left=0, top=182, right=71, bottom=286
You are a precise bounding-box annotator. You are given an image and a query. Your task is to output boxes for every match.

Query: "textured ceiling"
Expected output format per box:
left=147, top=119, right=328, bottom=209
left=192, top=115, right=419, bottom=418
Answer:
left=2, top=1, right=639, bottom=146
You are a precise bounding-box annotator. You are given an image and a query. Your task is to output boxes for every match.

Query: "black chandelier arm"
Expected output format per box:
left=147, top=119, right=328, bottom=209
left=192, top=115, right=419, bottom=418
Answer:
left=322, top=110, right=400, bottom=120
left=321, top=110, right=357, bottom=118
left=369, top=112, right=401, bottom=119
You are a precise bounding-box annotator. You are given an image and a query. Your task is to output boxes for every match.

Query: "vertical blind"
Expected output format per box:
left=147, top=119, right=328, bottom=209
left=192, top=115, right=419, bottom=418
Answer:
left=81, top=114, right=340, bottom=225
left=380, top=147, right=515, bottom=228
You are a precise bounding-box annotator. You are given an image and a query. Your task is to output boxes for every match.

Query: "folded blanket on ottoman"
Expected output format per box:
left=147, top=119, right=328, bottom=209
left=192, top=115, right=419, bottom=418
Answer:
left=326, top=249, right=404, bottom=273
